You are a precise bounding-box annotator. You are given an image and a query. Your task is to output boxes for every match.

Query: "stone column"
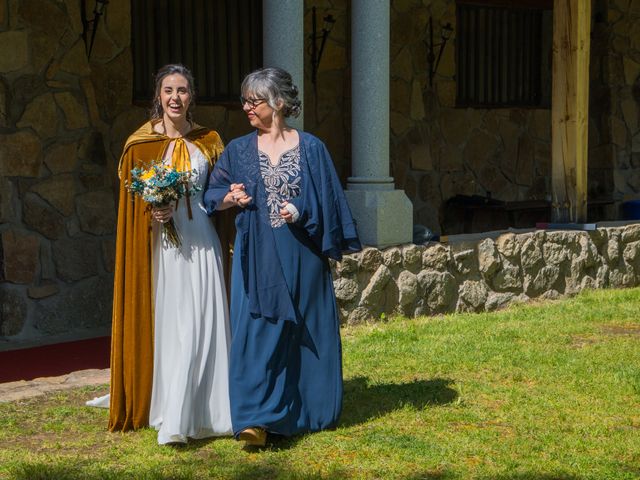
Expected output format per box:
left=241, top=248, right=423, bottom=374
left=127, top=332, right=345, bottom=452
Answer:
left=346, top=0, right=413, bottom=247
left=263, top=0, right=304, bottom=130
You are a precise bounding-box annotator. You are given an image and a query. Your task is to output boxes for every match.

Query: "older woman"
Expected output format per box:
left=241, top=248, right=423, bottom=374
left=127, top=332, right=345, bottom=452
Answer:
left=205, top=67, right=361, bottom=447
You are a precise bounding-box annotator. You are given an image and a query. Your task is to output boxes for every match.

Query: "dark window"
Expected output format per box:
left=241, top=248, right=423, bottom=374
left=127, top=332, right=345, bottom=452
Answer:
left=456, top=0, right=552, bottom=108
left=132, top=0, right=262, bottom=104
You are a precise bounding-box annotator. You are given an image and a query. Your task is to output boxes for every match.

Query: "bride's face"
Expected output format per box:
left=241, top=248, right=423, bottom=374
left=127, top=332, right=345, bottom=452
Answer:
left=159, top=74, right=191, bottom=122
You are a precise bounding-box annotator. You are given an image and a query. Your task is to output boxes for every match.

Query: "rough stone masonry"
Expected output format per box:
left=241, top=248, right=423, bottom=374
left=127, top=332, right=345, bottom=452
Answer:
left=330, top=224, right=640, bottom=324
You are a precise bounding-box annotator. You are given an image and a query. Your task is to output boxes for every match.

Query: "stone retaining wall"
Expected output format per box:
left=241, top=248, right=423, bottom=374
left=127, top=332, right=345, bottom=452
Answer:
left=330, top=224, right=640, bottom=324
left=4, top=220, right=640, bottom=345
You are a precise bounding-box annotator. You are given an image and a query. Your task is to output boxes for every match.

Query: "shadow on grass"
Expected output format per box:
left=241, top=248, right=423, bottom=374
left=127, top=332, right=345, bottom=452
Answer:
left=224, top=463, right=455, bottom=480
left=7, top=460, right=456, bottom=480
left=8, top=459, right=605, bottom=480
left=476, top=474, right=583, bottom=480
left=6, top=460, right=605, bottom=480
left=340, top=376, right=458, bottom=427
left=7, top=462, right=189, bottom=480
left=267, top=376, right=458, bottom=451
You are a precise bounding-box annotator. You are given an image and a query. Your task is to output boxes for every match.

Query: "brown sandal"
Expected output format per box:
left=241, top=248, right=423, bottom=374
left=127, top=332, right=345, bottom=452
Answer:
left=238, top=427, right=267, bottom=447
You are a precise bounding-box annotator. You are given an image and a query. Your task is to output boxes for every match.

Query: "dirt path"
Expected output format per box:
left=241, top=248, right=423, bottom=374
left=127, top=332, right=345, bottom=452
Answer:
left=0, top=369, right=109, bottom=403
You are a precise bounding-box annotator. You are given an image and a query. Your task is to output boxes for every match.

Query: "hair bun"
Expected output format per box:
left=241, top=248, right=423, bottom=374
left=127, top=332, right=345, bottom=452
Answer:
left=241, top=67, right=302, bottom=118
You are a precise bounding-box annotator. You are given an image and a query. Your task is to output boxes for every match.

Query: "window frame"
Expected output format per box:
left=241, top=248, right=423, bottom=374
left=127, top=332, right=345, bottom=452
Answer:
left=455, top=0, right=553, bottom=109
left=130, top=0, right=263, bottom=107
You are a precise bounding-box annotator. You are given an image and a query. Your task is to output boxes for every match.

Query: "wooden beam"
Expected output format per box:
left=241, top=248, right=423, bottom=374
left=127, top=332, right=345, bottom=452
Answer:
left=551, top=0, right=590, bottom=223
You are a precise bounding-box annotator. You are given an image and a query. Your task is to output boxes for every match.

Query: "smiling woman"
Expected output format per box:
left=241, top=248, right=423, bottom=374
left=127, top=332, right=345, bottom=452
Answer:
left=205, top=67, right=361, bottom=448
left=150, top=65, right=195, bottom=128
left=99, top=64, right=235, bottom=445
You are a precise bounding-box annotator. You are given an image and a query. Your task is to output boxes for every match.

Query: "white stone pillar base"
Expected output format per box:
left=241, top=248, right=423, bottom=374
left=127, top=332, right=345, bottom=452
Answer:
left=345, top=189, right=413, bottom=247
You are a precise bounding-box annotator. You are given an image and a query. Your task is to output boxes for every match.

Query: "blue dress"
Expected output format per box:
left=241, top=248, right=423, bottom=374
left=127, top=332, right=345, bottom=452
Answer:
left=205, top=131, right=361, bottom=437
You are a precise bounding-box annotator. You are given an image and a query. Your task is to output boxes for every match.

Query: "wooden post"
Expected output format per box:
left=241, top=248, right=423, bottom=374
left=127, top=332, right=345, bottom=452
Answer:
left=551, top=0, right=591, bottom=223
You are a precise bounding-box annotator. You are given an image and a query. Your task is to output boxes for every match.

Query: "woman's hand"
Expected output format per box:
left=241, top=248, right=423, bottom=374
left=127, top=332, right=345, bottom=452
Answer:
left=152, top=204, right=174, bottom=223
left=225, top=183, right=252, bottom=208
left=279, top=201, right=298, bottom=223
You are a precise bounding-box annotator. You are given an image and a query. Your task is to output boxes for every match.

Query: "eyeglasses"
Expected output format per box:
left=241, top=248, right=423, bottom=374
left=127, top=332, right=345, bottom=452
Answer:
left=240, top=96, right=267, bottom=109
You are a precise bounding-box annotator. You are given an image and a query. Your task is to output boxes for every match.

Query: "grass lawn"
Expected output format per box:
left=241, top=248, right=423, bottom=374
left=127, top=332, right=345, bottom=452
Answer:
left=1, top=287, right=640, bottom=479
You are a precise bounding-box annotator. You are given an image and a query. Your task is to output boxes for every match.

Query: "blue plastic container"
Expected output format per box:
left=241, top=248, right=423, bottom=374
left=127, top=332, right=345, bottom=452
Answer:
left=622, top=200, right=640, bottom=220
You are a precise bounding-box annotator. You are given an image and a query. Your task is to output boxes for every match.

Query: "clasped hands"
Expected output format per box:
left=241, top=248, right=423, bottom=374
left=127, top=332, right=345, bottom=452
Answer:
left=225, top=183, right=294, bottom=223
left=225, top=184, right=252, bottom=208
left=151, top=185, right=293, bottom=223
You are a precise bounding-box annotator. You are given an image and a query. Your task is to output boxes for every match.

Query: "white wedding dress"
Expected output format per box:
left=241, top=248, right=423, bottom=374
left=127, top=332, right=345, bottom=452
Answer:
left=88, top=142, right=232, bottom=444
left=149, top=143, right=232, bottom=444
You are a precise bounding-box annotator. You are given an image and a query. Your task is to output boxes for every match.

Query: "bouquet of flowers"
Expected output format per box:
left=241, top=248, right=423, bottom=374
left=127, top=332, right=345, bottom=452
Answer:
left=127, top=161, right=201, bottom=248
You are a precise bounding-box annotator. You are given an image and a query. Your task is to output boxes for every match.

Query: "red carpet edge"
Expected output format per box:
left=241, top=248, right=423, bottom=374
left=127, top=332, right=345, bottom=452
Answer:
left=0, top=336, right=111, bottom=383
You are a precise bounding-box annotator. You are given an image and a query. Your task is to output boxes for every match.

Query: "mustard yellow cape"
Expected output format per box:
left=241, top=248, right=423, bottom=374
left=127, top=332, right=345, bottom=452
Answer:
left=108, top=121, right=234, bottom=432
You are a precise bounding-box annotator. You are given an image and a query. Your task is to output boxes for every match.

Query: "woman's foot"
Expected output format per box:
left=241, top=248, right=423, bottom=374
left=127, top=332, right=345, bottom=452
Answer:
left=238, top=427, right=267, bottom=447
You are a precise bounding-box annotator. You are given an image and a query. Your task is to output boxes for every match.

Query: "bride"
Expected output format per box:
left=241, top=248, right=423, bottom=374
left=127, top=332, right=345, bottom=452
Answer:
left=88, top=64, right=232, bottom=445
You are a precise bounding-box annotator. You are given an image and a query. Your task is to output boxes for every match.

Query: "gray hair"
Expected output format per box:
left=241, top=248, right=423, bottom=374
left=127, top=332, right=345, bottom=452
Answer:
left=150, top=64, right=196, bottom=122
left=241, top=67, right=302, bottom=118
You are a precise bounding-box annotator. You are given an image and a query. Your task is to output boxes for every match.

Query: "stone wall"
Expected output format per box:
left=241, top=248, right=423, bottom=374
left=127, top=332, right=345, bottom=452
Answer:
left=303, top=0, right=350, bottom=181
left=0, top=0, right=253, bottom=344
left=392, top=1, right=548, bottom=233
left=331, top=224, right=640, bottom=323
left=303, top=0, right=640, bottom=233
left=389, top=0, right=630, bottom=234
left=605, top=0, right=640, bottom=201
left=2, top=0, right=640, bottom=347
left=0, top=0, right=121, bottom=341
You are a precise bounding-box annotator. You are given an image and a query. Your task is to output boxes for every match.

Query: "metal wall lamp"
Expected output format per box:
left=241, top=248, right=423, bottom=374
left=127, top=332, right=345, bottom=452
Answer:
left=81, top=0, right=109, bottom=59
left=426, top=17, right=453, bottom=87
left=310, top=7, right=336, bottom=85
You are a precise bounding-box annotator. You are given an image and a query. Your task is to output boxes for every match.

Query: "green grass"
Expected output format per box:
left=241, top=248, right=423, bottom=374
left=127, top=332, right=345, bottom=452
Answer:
left=2, top=288, right=640, bottom=479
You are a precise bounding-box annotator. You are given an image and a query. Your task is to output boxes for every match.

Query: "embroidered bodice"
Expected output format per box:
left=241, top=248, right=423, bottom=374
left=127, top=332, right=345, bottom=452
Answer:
left=258, top=145, right=301, bottom=228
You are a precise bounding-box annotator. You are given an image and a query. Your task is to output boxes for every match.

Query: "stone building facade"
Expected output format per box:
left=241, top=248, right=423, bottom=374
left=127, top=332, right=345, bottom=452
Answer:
left=1, top=0, right=640, bottom=346
left=308, top=0, right=640, bottom=233
left=606, top=0, right=640, bottom=205
left=0, top=0, right=255, bottom=343
left=259, top=0, right=640, bottom=242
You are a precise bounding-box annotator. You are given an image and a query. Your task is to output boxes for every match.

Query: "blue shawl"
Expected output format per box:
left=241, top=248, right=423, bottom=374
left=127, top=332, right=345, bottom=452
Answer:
left=205, top=130, right=361, bottom=323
